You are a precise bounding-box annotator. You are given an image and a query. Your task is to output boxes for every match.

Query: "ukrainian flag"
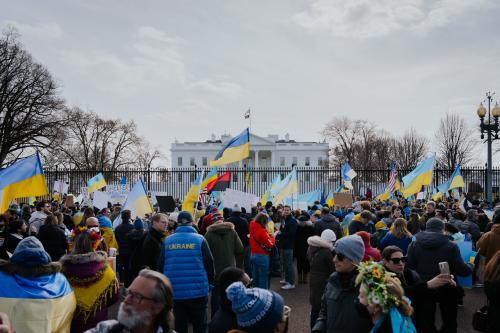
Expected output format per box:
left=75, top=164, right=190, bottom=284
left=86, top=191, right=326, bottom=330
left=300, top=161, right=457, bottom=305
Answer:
left=260, top=174, right=281, bottom=205
left=401, top=156, right=435, bottom=198
left=210, top=128, right=250, bottom=166
left=437, top=165, right=465, bottom=194
left=0, top=154, right=48, bottom=213
left=432, top=187, right=443, bottom=201
left=326, top=191, right=334, bottom=207
left=113, top=179, right=153, bottom=228
left=182, top=171, right=205, bottom=216
left=201, top=167, right=218, bottom=189
left=376, top=187, right=391, bottom=201
left=87, top=173, right=107, bottom=193
left=0, top=271, right=76, bottom=332
left=272, top=168, right=298, bottom=204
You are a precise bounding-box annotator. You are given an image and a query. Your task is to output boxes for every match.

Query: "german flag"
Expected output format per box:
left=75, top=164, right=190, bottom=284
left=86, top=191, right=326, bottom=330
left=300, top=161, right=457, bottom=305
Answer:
left=206, top=172, right=231, bottom=193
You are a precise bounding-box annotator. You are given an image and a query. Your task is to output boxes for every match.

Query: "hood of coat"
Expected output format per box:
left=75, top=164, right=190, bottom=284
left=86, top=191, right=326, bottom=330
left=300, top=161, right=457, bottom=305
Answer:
left=298, top=219, right=313, bottom=227
left=307, top=235, right=334, bottom=250
left=60, top=250, right=108, bottom=265
left=206, top=221, right=235, bottom=233
left=415, top=230, right=449, bottom=249
left=320, top=213, right=337, bottom=224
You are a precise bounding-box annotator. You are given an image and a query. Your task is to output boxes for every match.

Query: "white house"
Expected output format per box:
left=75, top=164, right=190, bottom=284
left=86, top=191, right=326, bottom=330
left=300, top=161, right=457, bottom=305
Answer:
left=170, top=133, right=329, bottom=168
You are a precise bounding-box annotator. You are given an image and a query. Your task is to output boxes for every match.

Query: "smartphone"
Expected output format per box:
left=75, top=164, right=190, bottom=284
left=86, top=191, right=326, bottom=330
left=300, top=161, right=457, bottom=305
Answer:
left=438, top=262, right=450, bottom=276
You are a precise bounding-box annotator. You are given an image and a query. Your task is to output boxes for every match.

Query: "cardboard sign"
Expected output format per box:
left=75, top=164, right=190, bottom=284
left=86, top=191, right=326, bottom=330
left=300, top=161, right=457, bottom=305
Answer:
left=332, top=193, right=353, bottom=208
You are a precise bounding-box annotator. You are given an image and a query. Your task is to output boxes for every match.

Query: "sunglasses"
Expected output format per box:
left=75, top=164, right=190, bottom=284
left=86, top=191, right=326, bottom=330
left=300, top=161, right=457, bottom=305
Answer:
left=390, top=257, right=407, bottom=264
left=332, top=250, right=345, bottom=262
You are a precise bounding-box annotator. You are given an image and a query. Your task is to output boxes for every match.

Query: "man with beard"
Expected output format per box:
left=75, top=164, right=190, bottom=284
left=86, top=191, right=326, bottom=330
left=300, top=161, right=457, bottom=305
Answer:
left=85, top=269, right=175, bottom=333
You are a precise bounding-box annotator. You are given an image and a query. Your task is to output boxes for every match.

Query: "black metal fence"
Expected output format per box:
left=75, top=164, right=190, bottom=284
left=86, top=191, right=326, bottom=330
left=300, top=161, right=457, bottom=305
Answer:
left=43, top=166, right=500, bottom=199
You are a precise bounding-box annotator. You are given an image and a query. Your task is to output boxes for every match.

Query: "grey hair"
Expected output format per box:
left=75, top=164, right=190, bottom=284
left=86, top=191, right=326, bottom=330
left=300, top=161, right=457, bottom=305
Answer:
left=138, top=269, right=174, bottom=332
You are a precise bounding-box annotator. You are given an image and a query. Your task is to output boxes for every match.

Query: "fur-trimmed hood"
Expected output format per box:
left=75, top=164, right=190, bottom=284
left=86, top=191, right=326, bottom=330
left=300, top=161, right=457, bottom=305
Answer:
left=206, top=221, right=235, bottom=232
left=0, top=259, right=61, bottom=277
left=60, top=250, right=108, bottom=265
left=307, top=235, right=334, bottom=250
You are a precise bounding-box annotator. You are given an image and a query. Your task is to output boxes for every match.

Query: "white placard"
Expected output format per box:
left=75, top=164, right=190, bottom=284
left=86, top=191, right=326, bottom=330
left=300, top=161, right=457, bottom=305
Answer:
left=53, top=180, right=69, bottom=194
left=220, top=188, right=259, bottom=212
left=93, top=191, right=110, bottom=210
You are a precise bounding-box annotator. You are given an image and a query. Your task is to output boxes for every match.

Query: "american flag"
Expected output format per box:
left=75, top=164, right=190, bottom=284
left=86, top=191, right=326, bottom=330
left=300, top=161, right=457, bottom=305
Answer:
left=388, top=163, right=398, bottom=194
left=198, top=188, right=209, bottom=208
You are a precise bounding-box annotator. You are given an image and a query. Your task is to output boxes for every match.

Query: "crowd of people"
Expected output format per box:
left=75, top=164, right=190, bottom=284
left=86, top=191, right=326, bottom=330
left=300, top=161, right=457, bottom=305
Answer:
left=0, top=193, right=499, bottom=333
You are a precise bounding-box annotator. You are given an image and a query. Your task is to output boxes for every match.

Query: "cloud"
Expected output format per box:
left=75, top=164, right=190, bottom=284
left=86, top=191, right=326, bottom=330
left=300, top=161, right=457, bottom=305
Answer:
left=293, top=0, right=492, bottom=39
left=3, top=20, right=63, bottom=41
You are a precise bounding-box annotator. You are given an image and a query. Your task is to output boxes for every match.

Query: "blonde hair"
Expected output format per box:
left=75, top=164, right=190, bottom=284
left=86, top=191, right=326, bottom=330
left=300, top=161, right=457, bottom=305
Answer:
left=385, top=276, right=413, bottom=317
left=391, top=218, right=412, bottom=238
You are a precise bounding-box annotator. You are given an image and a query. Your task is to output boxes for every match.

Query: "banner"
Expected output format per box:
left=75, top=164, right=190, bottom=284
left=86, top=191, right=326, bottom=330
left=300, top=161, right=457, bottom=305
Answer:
left=220, top=188, right=259, bottom=212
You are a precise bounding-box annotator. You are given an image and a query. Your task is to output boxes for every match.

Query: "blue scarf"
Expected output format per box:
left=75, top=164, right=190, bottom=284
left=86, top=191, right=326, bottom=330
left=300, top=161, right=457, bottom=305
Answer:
left=370, top=308, right=416, bottom=333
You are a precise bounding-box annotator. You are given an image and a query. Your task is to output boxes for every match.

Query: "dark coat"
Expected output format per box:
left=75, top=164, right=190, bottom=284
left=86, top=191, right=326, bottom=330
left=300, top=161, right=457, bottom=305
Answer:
left=204, top=222, right=244, bottom=279
left=312, top=270, right=372, bottom=333
left=37, top=224, right=67, bottom=261
left=294, top=220, right=314, bottom=260
left=314, top=214, right=342, bottom=240
left=460, top=219, right=481, bottom=244
left=485, top=280, right=500, bottom=333
left=406, top=230, right=472, bottom=281
left=141, top=227, right=164, bottom=271
left=0, top=233, right=23, bottom=259
left=278, top=215, right=298, bottom=250
left=226, top=212, right=250, bottom=247
left=114, top=222, right=135, bottom=256
left=208, top=308, right=238, bottom=333
left=348, top=220, right=375, bottom=235
left=307, top=236, right=335, bottom=311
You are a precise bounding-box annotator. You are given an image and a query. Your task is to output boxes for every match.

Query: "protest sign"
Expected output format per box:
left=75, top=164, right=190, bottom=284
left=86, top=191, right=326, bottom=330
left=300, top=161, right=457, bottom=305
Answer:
left=53, top=180, right=69, bottom=194
left=93, top=191, right=110, bottom=210
left=332, top=193, right=353, bottom=208
left=220, top=188, right=259, bottom=212
left=105, top=184, right=129, bottom=204
left=65, top=194, right=75, bottom=208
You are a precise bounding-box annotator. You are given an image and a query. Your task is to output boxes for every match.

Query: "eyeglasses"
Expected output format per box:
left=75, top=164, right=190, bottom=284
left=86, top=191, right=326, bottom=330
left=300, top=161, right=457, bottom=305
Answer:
left=332, top=250, right=345, bottom=262
left=389, top=257, right=407, bottom=264
left=123, top=288, right=155, bottom=304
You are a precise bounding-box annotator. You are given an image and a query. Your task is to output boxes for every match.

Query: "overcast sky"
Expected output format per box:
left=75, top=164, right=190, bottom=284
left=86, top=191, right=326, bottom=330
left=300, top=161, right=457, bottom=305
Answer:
left=3, top=0, right=500, bottom=164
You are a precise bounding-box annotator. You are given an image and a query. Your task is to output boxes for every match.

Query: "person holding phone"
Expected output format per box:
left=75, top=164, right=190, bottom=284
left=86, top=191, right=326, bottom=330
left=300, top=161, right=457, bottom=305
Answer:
left=407, top=218, right=472, bottom=333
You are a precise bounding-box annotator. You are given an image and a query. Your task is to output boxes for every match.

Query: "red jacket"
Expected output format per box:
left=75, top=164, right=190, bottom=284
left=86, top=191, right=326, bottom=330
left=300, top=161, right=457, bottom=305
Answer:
left=249, top=221, right=275, bottom=256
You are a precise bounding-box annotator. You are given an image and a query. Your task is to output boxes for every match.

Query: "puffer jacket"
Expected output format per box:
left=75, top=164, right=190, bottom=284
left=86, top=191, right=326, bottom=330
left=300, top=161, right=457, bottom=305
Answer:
left=294, top=219, right=314, bottom=261
left=313, top=214, right=342, bottom=240
left=307, top=236, right=335, bottom=311
left=312, top=270, right=372, bottom=333
left=477, top=224, right=500, bottom=265
left=406, top=230, right=471, bottom=281
left=204, top=222, right=244, bottom=279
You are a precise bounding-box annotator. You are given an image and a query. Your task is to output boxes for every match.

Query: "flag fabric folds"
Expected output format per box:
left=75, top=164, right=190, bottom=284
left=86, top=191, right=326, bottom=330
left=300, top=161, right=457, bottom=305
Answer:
left=201, top=167, right=218, bottom=189
left=88, top=173, right=107, bottom=193
left=401, top=156, right=436, bottom=198
left=341, top=162, right=357, bottom=190
left=283, top=189, right=321, bottom=206
left=326, top=191, right=334, bottom=207
left=182, top=171, right=205, bottom=216
left=0, top=154, right=48, bottom=213
left=376, top=188, right=391, bottom=201
left=260, top=175, right=281, bottom=205
left=437, top=165, right=465, bottom=195
left=210, top=128, right=250, bottom=166
left=113, top=179, right=153, bottom=228
left=206, top=172, right=231, bottom=193
left=272, top=168, right=298, bottom=204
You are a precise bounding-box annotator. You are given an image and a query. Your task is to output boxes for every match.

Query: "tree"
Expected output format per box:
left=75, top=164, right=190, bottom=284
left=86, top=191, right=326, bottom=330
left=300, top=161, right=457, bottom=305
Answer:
left=134, top=141, right=166, bottom=169
left=46, top=107, right=143, bottom=170
left=0, top=28, right=65, bottom=167
left=435, top=113, right=476, bottom=169
left=392, top=128, right=428, bottom=170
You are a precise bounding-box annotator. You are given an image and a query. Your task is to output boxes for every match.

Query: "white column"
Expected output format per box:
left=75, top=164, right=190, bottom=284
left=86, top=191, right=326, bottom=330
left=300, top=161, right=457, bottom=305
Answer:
left=255, top=150, right=259, bottom=168
left=270, top=151, right=275, bottom=167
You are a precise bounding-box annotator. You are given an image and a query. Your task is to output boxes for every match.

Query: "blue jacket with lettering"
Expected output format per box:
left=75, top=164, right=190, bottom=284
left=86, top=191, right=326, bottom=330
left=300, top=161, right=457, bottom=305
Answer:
left=162, top=225, right=215, bottom=300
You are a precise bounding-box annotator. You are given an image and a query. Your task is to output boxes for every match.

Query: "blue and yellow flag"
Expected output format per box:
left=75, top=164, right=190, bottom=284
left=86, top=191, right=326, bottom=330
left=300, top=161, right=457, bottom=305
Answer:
left=401, top=156, right=435, bottom=198
left=210, top=128, right=250, bottom=166
left=272, top=168, right=298, bottom=204
left=326, top=191, right=334, bottom=207
left=88, top=173, right=107, bottom=193
left=0, top=154, right=48, bottom=213
left=376, top=187, right=391, bottom=201
left=438, top=165, right=465, bottom=194
left=260, top=174, right=281, bottom=205
left=182, top=171, right=205, bottom=216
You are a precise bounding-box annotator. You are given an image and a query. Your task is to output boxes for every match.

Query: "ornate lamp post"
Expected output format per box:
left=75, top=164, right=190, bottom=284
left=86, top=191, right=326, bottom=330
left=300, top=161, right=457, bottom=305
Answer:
left=477, top=92, right=500, bottom=204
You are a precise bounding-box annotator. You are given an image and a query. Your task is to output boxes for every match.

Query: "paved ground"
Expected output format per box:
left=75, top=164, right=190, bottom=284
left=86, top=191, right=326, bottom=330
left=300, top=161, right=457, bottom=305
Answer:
left=110, top=276, right=487, bottom=332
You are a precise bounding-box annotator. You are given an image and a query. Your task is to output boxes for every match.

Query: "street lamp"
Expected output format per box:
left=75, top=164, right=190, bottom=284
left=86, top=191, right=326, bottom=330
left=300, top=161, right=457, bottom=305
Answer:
left=477, top=92, right=500, bottom=205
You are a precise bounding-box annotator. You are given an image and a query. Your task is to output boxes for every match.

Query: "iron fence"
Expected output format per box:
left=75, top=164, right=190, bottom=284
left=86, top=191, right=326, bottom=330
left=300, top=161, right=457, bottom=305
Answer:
left=43, top=166, right=500, bottom=200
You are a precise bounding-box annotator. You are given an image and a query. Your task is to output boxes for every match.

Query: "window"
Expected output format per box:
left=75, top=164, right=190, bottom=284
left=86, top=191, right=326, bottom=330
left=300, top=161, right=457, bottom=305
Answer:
left=292, top=157, right=298, bottom=166
left=202, top=157, right=207, bottom=166
left=190, top=157, right=195, bottom=167
left=318, top=157, right=322, bottom=166
left=177, top=157, right=183, bottom=167
left=305, top=157, right=310, bottom=166
left=280, top=157, right=285, bottom=166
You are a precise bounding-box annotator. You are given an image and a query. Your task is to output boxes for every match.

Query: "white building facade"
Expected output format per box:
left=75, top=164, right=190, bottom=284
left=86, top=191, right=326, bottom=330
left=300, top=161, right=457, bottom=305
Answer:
left=170, top=133, right=329, bottom=168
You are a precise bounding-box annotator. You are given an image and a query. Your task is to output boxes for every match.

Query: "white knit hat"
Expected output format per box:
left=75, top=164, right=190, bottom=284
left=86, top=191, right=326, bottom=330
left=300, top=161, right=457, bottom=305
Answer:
left=321, top=229, right=337, bottom=243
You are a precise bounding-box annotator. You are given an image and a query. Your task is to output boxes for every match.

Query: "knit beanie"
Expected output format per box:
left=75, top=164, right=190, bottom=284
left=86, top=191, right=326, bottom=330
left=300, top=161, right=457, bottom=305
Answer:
left=177, top=211, right=193, bottom=225
left=321, top=229, right=337, bottom=243
left=98, top=215, right=113, bottom=229
left=10, top=236, right=52, bottom=266
left=226, top=281, right=284, bottom=333
left=134, top=217, right=144, bottom=230
left=211, top=212, right=224, bottom=223
left=334, top=234, right=365, bottom=264
left=233, top=204, right=242, bottom=213
left=426, top=217, right=445, bottom=232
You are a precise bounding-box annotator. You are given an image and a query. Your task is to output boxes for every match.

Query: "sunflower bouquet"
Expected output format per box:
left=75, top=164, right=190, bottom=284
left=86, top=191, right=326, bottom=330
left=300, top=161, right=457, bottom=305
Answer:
left=71, top=226, right=102, bottom=250
left=355, top=261, right=402, bottom=314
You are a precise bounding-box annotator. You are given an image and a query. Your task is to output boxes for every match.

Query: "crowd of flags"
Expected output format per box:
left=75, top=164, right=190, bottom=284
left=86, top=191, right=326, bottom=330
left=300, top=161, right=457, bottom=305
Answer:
left=0, top=127, right=470, bottom=217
